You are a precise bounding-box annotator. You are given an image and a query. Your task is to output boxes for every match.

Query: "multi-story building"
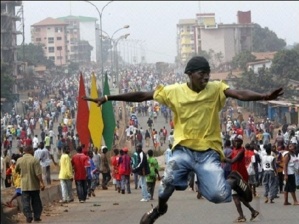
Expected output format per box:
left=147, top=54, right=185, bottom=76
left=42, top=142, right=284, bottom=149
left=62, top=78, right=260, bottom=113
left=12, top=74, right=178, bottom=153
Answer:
left=176, top=11, right=254, bottom=65
left=31, top=17, right=68, bottom=66
left=56, top=15, right=98, bottom=63
left=1, top=0, right=22, bottom=75
left=176, top=19, right=197, bottom=65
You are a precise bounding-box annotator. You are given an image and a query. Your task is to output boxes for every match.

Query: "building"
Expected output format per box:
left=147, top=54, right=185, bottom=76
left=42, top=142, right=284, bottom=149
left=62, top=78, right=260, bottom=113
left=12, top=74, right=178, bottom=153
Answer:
left=31, top=17, right=68, bottom=66
left=176, top=11, right=254, bottom=65
left=1, top=0, right=22, bottom=106
left=1, top=0, right=22, bottom=75
left=246, top=51, right=277, bottom=73
left=56, top=15, right=97, bottom=63
left=176, top=19, right=197, bottom=65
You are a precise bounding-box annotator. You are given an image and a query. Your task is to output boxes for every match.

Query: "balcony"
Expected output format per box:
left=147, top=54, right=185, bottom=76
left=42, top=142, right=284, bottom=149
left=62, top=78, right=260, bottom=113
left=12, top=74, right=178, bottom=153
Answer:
left=1, top=1, right=22, bottom=6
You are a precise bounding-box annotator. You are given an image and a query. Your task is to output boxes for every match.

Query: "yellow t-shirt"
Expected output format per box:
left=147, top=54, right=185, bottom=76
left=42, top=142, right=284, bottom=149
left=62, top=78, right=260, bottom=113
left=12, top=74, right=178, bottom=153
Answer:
left=154, top=81, right=229, bottom=160
left=12, top=166, right=21, bottom=188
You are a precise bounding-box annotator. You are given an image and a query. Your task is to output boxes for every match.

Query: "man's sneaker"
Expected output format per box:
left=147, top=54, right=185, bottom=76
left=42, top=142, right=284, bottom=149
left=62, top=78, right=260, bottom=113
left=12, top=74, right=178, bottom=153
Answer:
left=140, top=198, right=149, bottom=202
left=228, top=171, right=252, bottom=202
left=140, top=204, right=168, bottom=224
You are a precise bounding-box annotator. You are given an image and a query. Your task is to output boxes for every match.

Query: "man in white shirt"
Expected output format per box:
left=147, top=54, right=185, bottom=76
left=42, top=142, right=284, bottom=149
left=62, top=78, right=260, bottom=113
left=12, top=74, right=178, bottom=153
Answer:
left=164, top=144, right=173, bottom=165
left=32, top=135, right=39, bottom=151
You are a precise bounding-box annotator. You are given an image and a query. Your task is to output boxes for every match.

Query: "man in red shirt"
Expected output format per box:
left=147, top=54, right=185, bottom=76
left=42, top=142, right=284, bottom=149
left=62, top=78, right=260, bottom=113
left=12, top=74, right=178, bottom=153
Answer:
left=71, top=146, right=90, bottom=203
left=24, top=136, right=33, bottom=147
left=225, top=135, right=259, bottom=222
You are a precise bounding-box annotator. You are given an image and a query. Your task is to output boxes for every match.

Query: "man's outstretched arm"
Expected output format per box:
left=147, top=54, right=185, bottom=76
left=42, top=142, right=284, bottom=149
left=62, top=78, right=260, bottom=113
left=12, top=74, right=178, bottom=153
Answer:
left=224, top=87, right=283, bottom=101
left=82, top=91, right=155, bottom=107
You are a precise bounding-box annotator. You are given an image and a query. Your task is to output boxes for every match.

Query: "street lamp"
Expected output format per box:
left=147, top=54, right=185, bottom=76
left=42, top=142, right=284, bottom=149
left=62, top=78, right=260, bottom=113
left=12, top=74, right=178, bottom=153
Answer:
left=99, top=25, right=129, bottom=74
left=85, top=0, right=113, bottom=92
left=110, top=25, right=129, bottom=72
left=114, top=33, right=130, bottom=83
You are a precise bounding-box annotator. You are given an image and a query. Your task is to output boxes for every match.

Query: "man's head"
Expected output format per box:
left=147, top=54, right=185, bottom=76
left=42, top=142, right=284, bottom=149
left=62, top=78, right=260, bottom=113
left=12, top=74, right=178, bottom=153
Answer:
left=88, top=150, right=93, bottom=158
left=185, top=56, right=211, bottom=91
left=148, top=149, right=154, bottom=157
left=63, top=145, right=70, bottom=154
left=123, top=147, right=128, bottom=154
left=76, top=146, right=83, bottom=153
left=24, top=145, right=34, bottom=155
left=39, top=142, right=44, bottom=149
left=113, top=148, right=119, bottom=155
left=101, top=146, right=108, bottom=154
left=234, top=135, right=243, bottom=148
left=136, top=143, right=142, bottom=152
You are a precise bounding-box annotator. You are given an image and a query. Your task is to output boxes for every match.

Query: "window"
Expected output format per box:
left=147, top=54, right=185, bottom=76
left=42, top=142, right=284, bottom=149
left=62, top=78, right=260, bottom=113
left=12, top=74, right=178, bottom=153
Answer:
left=55, top=27, right=63, bottom=33
left=57, top=46, right=62, bottom=51
left=57, top=56, right=63, bottom=60
left=57, top=37, right=62, bottom=41
left=48, top=37, right=54, bottom=44
left=36, top=38, right=41, bottom=41
left=49, top=56, right=55, bottom=61
left=35, top=28, right=41, bottom=32
left=48, top=47, right=54, bottom=53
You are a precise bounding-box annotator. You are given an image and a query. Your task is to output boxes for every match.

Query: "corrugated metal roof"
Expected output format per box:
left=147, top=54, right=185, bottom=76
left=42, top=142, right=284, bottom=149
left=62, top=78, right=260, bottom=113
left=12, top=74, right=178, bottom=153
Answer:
left=252, top=52, right=277, bottom=60
left=57, top=15, right=97, bottom=22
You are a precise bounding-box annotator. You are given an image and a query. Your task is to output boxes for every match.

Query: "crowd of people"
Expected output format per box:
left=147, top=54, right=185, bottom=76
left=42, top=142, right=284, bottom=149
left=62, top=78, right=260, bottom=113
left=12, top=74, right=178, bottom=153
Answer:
left=1, top=58, right=299, bottom=224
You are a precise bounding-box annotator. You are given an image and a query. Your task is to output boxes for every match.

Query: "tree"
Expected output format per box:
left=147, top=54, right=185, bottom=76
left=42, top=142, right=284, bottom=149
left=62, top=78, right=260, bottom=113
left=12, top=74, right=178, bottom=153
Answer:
left=252, top=24, right=286, bottom=52
left=270, top=48, right=299, bottom=81
left=198, top=50, right=211, bottom=61
left=68, top=62, right=80, bottom=74
left=234, top=67, right=290, bottom=97
left=17, top=43, right=54, bottom=68
left=231, top=50, right=256, bottom=71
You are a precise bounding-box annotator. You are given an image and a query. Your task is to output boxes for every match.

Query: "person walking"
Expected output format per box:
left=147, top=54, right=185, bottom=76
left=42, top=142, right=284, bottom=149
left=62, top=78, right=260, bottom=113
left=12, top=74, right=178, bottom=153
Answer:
left=92, top=147, right=101, bottom=188
left=111, top=148, right=121, bottom=192
left=132, top=143, right=151, bottom=202
left=15, top=145, right=45, bottom=223
left=83, top=56, right=283, bottom=224
left=225, top=136, right=259, bottom=222
left=282, top=142, right=299, bottom=205
left=58, top=145, right=74, bottom=203
left=71, top=146, right=89, bottom=203
left=100, top=146, right=111, bottom=190
left=146, top=149, right=161, bottom=200
left=261, top=144, right=277, bottom=204
left=118, top=147, right=132, bottom=194
left=164, top=144, right=173, bottom=166
left=131, top=148, right=140, bottom=190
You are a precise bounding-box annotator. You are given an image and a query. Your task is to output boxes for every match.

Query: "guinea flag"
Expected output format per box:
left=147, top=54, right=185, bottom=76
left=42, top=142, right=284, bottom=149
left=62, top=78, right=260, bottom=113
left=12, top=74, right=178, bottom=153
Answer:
left=102, top=72, right=116, bottom=150
left=76, top=73, right=90, bottom=150
left=88, top=72, right=104, bottom=149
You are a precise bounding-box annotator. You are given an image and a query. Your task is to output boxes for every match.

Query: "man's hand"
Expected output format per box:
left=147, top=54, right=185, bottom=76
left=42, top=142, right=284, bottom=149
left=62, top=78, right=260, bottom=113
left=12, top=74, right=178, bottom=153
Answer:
left=40, top=182, right=45, bottom=191
left=263, top=87, right=284, bottom=101
left=81, top=96, right=106, bottom=107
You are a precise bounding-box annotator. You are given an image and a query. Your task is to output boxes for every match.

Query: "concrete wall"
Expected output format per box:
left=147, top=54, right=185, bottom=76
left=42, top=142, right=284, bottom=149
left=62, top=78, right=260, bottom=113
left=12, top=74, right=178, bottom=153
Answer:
left=1, top=184, right=62, bottom=217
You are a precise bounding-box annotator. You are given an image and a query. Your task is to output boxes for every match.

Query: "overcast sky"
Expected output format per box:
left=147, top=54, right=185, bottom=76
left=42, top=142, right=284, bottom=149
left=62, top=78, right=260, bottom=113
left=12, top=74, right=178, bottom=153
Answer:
left=17, top=1, right=299, bottom=63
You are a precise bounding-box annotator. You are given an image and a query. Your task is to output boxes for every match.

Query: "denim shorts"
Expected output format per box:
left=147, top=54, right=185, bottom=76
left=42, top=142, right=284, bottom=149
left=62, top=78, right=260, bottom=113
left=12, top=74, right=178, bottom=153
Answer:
left=161, top=145, right=231, bottom=203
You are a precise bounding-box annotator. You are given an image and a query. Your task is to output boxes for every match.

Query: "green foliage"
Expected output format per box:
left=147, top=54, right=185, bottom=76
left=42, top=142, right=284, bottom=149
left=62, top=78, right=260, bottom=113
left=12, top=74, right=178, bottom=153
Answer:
left=271, top=48, right=299, bottom=81
left=198, top=50, right=211, bottom=61
left=233, top=47, right=299, bottom=99
left=0, top=63, right=14, bottom=102
left=234, top=68, right=289, bottom=96
left=252, top=24, right=286, bottom=52
left=68, top=62, right=80, bottom=74
left=17, top=43, right=55, bottom=68
left=232, top=50, right=256, bottom=71
left=293, top=43, right=299, bottom=53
